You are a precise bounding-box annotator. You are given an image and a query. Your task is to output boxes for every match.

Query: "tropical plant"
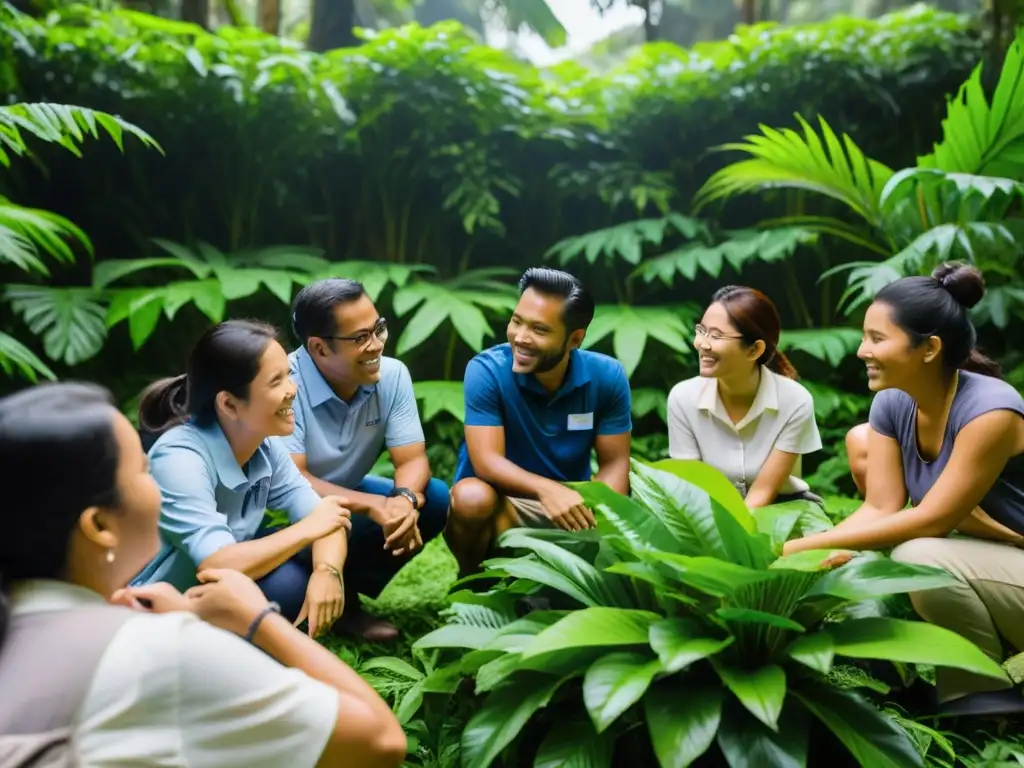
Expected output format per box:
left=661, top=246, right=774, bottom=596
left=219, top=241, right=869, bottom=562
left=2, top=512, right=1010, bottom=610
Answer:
left=693, top=24, right=1024, bottom=323
left=0, top=101, right=160, bottom=380
left=409, top=459, right=1007, bottom=768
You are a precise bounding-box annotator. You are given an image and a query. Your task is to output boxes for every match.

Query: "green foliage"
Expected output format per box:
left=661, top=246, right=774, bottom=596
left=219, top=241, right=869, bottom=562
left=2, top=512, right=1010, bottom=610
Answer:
left=405, top=460, right=1006, bottom=768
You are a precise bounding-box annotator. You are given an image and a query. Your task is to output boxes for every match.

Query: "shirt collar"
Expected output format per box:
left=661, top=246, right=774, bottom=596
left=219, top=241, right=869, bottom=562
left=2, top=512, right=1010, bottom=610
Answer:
left=296, top=347, right=376, bottom=409
left=698, top=366, right=779, bottom=429
left=515, top=347, right=591, bottom=398
left=10, top=579, right=106, bottom=616
left=196, top=420, right=271, bottom=492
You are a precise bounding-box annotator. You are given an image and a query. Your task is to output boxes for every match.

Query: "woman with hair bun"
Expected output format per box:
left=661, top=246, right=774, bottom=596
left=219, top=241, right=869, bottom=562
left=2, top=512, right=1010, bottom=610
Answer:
left=784, top=262, right=1024, bottom=716
left=667, top=285, right=823, bottom=508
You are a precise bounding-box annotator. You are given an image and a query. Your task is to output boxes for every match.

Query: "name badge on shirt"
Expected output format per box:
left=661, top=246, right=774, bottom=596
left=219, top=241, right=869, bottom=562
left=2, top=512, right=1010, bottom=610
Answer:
left=567, top=412, right=594, bottom=431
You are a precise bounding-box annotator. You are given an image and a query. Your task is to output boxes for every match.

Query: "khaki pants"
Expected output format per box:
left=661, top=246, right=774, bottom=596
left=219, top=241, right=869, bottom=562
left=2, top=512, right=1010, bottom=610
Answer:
left=506, top=497, right=555, bottom=529
left=892, top=537, right=1024, bottom=702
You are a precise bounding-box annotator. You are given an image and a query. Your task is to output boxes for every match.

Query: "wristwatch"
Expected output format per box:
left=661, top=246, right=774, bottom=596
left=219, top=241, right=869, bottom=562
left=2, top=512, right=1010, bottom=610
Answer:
left=389, top=486, right=420, bottom=510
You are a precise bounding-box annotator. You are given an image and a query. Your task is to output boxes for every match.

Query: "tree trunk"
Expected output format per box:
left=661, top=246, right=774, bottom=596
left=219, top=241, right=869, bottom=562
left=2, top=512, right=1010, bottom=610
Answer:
left=308, top=0, right=359, bottom=52
left=181, top=0, right=210, bottom=28
left=259, top=0, right=279, bottom=34
left=741, top=0, right=756, bottom=25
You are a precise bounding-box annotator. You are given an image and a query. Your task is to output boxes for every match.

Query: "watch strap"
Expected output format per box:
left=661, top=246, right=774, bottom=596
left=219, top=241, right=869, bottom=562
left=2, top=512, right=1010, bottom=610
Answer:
left=389, top=486, right=419, bottom=510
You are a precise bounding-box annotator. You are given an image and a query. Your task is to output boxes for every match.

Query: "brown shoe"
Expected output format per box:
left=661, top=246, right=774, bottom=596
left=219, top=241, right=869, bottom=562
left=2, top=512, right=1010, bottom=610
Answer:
left=337, top=608, right=400, bottom=643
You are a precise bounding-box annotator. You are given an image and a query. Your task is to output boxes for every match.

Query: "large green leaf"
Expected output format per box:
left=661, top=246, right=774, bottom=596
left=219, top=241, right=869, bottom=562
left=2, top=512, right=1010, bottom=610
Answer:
left=753, top=500, right=833, bottom=553
left=778, top=328, right=862, bottom=368
left=800, top=555, right=956, bottom=604
left=546, top=214, right=705, bottom=268
left=716, top=701, right=809, bottom=768
left=461, top=672, right=569, bottom=768
left=638, top=551, right=776, bottom=599
left=583, top=651, right=662, bottom=733
left=0, top=198, right=91, bottom=274
left=413, top=379, right=464, bottom=423
left=575, top=480, right=682, bottom=555
left=3, top=285, right=107, bottom=365
left=694, top=114, right=893, bottom=230
left=713, top=662, right=787, bottom=731
left=648, top=618, right=734, bottom=673
left=794, top=683, right=924, bottom=767
left=497, top=529, right=635, bottom=608
left=648, top=459, right=756, bottom=533
left=534, top=714, right=614, bottom=768
left=582, top=304, right=697, bottom=378
left=520, top=607, right=661, bottom=659
left=645, top=680, right=722, bottom=768
left=0, top=330, right=56, bottom=382
left=918, top=26, right=1024, bottom=178
left=827, top=617, right=1009, bottom=680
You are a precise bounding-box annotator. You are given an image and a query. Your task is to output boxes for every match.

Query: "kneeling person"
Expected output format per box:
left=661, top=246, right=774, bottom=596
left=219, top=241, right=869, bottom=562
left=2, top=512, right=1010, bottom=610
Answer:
left=446, top=267, right=632, bottom=576
left=286, top=278, right=450, bottom=641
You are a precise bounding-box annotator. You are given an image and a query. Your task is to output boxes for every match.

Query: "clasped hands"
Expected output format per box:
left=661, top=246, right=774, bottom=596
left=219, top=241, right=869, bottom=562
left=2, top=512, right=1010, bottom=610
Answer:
left=371, top=494, right=423, bottom=556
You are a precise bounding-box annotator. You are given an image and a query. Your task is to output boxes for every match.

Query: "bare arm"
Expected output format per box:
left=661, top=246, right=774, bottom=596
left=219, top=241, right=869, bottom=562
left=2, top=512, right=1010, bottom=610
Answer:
left=744, top=449, right=800, bottom=509
left=389, top=442, right=430, bottom=505
left=251, top=613, right=407, bottom=768
left=199, top=523, right=319, bottom=580
left=464, top=424, right=561, bottom=498
left=593, top=431, right=631, bottom=495
left=291, top=453, right=387, bottom=516
left=787, top=412, right=1021, bottom=553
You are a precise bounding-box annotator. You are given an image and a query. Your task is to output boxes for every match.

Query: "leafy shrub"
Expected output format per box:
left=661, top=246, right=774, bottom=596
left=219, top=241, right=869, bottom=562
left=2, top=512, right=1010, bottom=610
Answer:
left=409, top=460, right=1007, bottom=767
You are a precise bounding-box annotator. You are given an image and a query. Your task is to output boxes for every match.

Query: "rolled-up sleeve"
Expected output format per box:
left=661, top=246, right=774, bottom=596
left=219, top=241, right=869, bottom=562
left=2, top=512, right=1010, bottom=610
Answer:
left=267, top=439, right=321, bottom=523
left=384, top=363, right=425, bottom=448
left=149, top=443, right=238, bottom=567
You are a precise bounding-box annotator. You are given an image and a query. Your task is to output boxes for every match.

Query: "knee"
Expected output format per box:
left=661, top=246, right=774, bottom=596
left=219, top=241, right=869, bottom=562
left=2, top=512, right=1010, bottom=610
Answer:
left=449, top=478, right=499, bottom=524
left=418, top=478, right=451, bottom=540
left=846, top=423, right=869, bottom=464
left=891, top=537, right=949, bottom=568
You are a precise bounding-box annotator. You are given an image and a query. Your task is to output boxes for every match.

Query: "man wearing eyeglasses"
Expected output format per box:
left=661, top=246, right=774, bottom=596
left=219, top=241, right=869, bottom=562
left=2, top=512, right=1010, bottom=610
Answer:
left=283, top=278, right=450, bottom=642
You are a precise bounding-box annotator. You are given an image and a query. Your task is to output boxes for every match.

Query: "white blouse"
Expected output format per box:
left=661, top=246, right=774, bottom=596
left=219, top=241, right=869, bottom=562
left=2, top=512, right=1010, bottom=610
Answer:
left=10, top=579, right=339, bottom=767
left=667, top=367, right=822, bottom=497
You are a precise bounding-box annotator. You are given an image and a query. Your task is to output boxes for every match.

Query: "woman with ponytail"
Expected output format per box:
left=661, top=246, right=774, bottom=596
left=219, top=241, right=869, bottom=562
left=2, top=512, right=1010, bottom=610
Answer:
left=0, top=382, right=406, bottom=766
left=785, top=263, right=1024, bottom=716
left=667, top=285, right=822, bottom=508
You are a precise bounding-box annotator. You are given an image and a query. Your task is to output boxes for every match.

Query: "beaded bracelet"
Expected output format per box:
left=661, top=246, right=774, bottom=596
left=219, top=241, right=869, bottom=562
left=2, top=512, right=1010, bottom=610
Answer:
left=244, top=601, right=281, bottom=643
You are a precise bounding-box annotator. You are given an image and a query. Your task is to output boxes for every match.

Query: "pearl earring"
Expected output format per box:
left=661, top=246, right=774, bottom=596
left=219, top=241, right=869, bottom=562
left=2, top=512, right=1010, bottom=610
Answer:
left=106, top=548, right=116, bottom=564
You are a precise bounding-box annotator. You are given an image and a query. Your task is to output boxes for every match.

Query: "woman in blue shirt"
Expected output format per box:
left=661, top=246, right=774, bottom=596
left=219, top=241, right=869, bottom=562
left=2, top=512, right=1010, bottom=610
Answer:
left=132, top=320, right=352, bottom=638
left=784, top=263, right=1024, bottom=716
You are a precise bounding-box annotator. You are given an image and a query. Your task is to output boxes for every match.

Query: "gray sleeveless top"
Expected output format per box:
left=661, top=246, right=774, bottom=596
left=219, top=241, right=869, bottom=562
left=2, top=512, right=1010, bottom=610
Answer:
left=869, top=370, right=1024, bottom=534
left=0, top=604, right=131, bottom=767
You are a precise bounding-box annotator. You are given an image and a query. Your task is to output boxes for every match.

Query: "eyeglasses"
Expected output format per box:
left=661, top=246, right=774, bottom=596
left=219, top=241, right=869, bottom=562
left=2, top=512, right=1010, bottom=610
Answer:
left=322, top=317, right=389, bottom=350
left=694, top=324, right=744, bottom=342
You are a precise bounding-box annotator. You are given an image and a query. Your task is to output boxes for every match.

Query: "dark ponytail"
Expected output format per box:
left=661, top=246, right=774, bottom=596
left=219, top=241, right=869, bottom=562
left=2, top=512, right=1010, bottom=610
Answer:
left=711, top=285, right=799, bottom=380
left=876, top=262, right=1002, bottom=379
left=0, top=382, right=122, bottom=651
left=136, top=320, right=279, bottom=438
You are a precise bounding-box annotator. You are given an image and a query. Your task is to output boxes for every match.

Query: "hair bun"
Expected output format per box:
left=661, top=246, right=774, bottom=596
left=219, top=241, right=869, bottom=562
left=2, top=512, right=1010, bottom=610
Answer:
left=932, top=262, right=985, bottom=309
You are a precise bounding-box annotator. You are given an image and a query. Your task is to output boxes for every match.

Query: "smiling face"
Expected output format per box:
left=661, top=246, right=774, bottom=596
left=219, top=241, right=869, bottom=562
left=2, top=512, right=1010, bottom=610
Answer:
left=858, top=300, right=939, bottom=392
left=229, top=339, right=298, bottom=437
left=693, top=301, right=761, bottom=379
left=309, top=294, right=387, bottom=391
left=507, top=287, right=581, bottom=375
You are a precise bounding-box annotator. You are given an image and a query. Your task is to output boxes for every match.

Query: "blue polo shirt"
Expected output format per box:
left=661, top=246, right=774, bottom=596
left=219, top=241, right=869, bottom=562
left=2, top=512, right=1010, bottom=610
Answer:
left=131, top=420, right=321, bottom=591
left=280, top=348, right=425, bottom=489
left=454, top=344, right=632, bottom=484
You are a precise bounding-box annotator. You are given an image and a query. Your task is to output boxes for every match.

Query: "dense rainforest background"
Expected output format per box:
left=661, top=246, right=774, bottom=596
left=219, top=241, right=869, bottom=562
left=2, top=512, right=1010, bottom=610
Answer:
left=1, top=0, right=1022, bottom=495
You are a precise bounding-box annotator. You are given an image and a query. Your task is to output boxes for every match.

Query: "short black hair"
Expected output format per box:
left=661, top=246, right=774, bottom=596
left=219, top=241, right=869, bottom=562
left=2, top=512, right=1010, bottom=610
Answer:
left=518, top=267, right=595, bottom=334
left=291, top=278, right=367, bottom=345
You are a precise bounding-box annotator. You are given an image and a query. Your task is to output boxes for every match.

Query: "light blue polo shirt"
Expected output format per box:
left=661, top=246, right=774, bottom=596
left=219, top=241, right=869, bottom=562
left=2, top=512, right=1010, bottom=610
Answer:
left=453, top=344, right=632, bottom=484
left=280, top=348, right=425, bottom=488
left=132, top=420, right=321, bottom=591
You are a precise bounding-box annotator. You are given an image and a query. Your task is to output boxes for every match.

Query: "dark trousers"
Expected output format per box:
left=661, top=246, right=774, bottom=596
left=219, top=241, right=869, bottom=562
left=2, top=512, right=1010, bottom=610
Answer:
left=256, top=475, right=450, bottom=622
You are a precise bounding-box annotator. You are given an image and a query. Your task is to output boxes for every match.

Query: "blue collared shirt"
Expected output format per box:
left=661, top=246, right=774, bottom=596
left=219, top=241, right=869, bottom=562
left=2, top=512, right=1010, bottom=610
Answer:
left=132, top=420, right=321, bottom=591
left=453, top=344, right=632, bottom=484
left=279, top=348, right=425, bottom=489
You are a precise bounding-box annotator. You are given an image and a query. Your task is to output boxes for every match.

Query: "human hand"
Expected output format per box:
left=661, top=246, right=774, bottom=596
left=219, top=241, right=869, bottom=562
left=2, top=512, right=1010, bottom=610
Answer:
left=372, top=496, right=422, bottom=556
left=301, top=495, right=353, bottom=540
left=296, top=566, right=345, bottom=638
left=537, top=483, right=595, bottom=532
left=184, top=568, right=271, bottom=637
left=110, top=582, right=192, bottom=613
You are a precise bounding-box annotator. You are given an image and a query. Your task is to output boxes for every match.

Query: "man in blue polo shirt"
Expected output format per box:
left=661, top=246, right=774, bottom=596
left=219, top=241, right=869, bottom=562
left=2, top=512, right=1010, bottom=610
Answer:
left=284, top=278, right=450, bottom=641
left=446, top=267, right=632, bottom=576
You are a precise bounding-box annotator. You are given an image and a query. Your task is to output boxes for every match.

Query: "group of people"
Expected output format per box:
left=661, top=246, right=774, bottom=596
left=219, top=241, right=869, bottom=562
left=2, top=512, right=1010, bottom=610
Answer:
left=3, top=260, right=1024, bottom=765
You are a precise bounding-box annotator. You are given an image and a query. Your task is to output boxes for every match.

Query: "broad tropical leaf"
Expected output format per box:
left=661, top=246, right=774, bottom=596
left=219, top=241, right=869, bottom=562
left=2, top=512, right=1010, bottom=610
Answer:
left=583, top=652, right=662, bottom=733
left=645, top=680, right=722, bottom=768
left=631, top=387, right=668, bottom=423
left=0, top=330, right=55, bottom=382
left=519, top=607, right=661, bottom=659
left=582, top=304, right=699, bottom=378
left=713, top=662, right=787, bottom=731
left=0, top=198, right=91, bottom=274
left=648, top=459, right=756, bottom=534
left=694, top=114, right=894, bottom=229
left=546, top=214, right=705, bottom=268
left=534, top=714, right=613, bottom=768
left=314, top=259, right=434, bottom=301
left=412, top=380, right=464, bottom=422
left=716, top=701, right=810, bottom=768
left=778, top=328, right=861, bottom=367
left=3, top=285, right=107, bottom=365
left=918, top=27, right=1024, bottom=178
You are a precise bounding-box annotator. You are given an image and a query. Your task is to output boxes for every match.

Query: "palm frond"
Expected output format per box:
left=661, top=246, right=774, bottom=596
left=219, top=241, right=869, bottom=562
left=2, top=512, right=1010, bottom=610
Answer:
left=0, top=197, right=92, bottom=275
left=918, top=27, right=1024, bottom=178
left=694, top=114, right=894, bottom=230
left=0, top=102, right=162, bottom=168
left=0, top=330, right=56, bottom=382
